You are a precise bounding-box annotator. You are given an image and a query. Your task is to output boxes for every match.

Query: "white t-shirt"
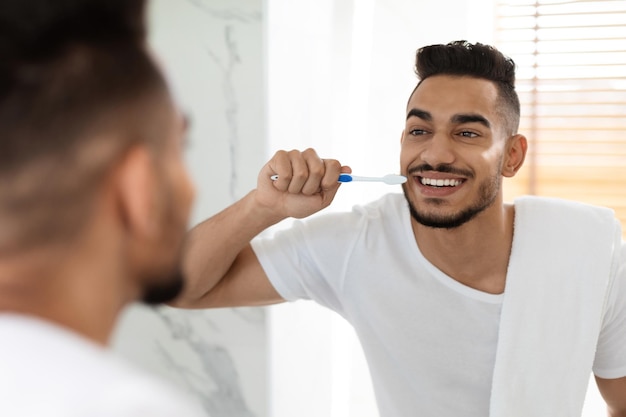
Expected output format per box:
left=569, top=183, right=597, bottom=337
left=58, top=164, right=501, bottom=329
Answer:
left=252, top=193, right=626, bottom=417
left=0, top=314, right=208, bottom=417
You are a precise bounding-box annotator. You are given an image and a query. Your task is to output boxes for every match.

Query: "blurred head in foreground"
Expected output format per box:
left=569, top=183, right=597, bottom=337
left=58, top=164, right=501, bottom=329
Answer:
left=0, top=0, right=195, bottom=342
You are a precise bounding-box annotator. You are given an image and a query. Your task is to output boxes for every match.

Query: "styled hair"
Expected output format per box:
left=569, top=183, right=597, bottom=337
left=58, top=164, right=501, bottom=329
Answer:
left=414, top=40, right=520, bottom=136
left=0, top=0, right=169, bottom=251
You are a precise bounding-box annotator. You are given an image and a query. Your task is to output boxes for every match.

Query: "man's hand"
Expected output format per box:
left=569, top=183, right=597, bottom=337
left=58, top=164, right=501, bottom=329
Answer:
left=256, top=148, right=351, bottom=219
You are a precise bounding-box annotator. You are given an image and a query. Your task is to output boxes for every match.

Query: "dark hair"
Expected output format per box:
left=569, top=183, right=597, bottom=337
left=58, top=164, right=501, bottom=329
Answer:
left=0, top=0, right=169, bottom=251
left=414, top=40, right=520, bottom=135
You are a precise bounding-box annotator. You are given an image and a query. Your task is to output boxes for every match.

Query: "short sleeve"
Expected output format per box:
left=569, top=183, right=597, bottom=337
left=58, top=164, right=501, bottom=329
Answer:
left=251, top=210, right=367, bottom=315
left=593, top=240, right=626, bottom=379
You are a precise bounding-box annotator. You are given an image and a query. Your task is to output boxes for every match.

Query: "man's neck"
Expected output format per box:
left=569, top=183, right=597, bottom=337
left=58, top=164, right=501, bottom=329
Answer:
left=413, top=203, right=515, bottom=294
left=0, top=244, right=126, bottom=345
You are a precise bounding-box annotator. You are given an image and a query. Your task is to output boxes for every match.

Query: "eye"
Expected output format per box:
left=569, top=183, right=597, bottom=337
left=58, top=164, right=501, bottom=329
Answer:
left=458, top=130, right=479, bottom=138
left=408, top=129, right=429, bottom=136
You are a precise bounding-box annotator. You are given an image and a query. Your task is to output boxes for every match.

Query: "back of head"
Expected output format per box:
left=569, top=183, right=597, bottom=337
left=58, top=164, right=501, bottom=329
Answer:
left=0, top=0, right=146, bottom=58
left=414, top=40, right=520, bottom=135
left=0, top=0, right=168, bottom=252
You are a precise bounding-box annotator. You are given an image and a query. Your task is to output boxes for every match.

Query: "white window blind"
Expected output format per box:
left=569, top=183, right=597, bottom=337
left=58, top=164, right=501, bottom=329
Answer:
left=495, top=0, right=626, bottom=237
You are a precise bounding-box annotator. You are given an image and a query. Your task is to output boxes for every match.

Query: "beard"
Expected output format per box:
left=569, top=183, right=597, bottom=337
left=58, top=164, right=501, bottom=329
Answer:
left=139, top=190, right=189, bottom=305
left=140, top=265, right=185, bottom=305
left=402, top=162, right=502, bottom=229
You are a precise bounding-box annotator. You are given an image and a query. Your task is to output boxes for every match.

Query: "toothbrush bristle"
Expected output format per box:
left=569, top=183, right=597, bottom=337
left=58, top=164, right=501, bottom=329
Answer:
left=384, top=175, right=407, bottom=185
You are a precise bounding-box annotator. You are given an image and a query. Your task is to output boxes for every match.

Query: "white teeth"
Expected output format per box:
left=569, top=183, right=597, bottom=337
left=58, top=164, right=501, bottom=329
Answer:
left=420, top=177, right=462, bottom=187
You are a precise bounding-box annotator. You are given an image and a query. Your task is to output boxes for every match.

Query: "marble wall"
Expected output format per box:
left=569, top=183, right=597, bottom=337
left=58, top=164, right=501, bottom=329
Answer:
left=112, top=1, right=267, bottom=416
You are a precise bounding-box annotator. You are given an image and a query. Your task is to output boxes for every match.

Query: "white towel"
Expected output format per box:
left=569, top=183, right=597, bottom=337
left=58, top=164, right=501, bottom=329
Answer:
left=490, top=196, right=622, bottom=417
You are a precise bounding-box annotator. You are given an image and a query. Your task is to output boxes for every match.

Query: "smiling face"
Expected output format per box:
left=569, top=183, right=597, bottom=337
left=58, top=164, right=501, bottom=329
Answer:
left=401, top=75, right=516, bottom=229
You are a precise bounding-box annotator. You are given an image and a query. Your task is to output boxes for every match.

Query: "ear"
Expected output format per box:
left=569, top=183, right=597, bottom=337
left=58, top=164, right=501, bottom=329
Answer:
left=502, top=134, right=527, bottom=178
left=112, top=145, right=161, bottom=238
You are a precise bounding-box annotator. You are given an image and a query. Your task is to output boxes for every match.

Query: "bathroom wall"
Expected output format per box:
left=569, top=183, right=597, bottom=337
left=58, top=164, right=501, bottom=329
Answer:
left=111, top=1, right=268, bottom=416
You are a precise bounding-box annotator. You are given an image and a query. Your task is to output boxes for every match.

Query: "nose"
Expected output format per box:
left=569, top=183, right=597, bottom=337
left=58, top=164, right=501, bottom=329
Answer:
left=420, top=133, right=456, bottom=166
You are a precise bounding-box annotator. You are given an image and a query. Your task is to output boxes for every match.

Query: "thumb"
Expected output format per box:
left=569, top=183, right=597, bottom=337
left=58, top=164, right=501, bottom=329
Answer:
left=320, top=165, right=351, bottom=207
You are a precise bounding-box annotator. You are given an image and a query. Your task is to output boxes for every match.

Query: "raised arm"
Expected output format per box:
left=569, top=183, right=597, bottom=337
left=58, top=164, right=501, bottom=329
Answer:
left=171, top=148, right=349, bottom=309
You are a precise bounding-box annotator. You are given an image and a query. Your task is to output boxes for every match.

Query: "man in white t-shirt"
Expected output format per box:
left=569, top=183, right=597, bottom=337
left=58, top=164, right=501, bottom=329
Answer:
left=0, top=1, right=206, bottom=416
left=173, top=41, right=626, bottom=416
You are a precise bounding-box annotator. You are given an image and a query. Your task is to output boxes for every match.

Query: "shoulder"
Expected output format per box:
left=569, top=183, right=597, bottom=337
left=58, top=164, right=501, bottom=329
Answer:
left=513, top=195, right=615, bottom=218
left=513, top=195, right=620, bottom=238
left=270, top=193, right=408, bottom=247
left=0, top=316, right=206, bottom=416
left=253, top=193, right=408, bottom=257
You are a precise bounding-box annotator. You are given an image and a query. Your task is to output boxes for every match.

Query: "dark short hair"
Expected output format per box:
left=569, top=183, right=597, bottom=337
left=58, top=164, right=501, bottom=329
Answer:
left=0, top=0, right=169, bottom=251
left=413, top=40, right=520, bottom=136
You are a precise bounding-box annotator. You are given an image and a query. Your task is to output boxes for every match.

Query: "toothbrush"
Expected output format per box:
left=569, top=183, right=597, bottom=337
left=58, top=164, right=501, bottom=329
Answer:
left=270, top=173, right=407, bottom=185
left=336, top=174, right=407, bottom=184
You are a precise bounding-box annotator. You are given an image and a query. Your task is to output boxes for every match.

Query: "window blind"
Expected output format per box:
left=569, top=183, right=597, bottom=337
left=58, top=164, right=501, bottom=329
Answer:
left=494, top=0, right=626, bottom=237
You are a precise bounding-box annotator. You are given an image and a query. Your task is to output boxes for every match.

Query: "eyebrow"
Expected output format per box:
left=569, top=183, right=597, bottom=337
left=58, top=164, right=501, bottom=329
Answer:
left=451, top=113, right=491, bottom=128
left=406, top=108, right=432, bottom=121
left=406, top=107, right=491, bottom=128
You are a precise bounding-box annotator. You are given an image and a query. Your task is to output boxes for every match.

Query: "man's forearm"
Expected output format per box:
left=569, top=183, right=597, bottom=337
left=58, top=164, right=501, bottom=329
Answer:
left=174, top=190, right=284, bottom=307
left=172, top=149, right=346, bottom=308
